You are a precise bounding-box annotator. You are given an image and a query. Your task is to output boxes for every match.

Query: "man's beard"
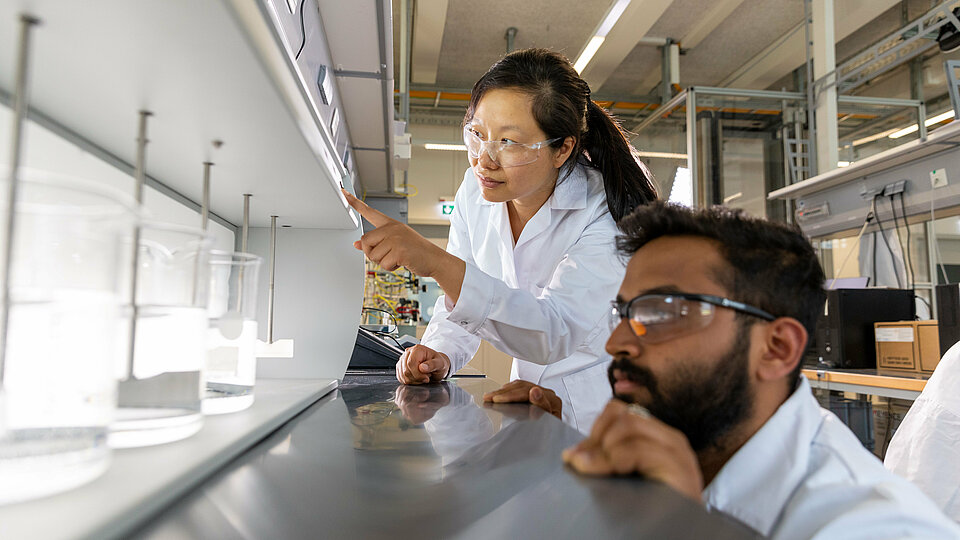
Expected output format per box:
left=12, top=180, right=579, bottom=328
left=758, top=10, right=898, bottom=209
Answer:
left=607, top=323, right=754, bottom=452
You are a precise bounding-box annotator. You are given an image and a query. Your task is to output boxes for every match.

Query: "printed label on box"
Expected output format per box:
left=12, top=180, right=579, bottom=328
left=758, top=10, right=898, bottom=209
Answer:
left=883, top=355, right=913, bottom=367
left=876, top=327, right=914, bottom=342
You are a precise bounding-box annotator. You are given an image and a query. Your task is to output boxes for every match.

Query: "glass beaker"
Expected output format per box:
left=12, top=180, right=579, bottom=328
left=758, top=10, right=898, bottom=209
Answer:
left=109, top=221, right=212, bottom=449
left=203, top=251, right=261, bottom=415
left=0, top=170, right=136, bottom=505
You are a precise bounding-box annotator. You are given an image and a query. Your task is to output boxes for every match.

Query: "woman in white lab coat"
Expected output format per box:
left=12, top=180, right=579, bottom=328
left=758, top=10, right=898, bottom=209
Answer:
left=343, top=48, right=658, bottom=432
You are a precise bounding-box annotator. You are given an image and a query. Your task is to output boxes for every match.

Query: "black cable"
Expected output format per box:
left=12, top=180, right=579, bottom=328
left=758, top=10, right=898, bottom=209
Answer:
left=873, top=194, right=902, bottom=288
left=373, top=331, right=404, bottom=349
left=361, top=307, right=398, bottom=331
left=888, top=194, right=912, bottom=290
left=899, top=193, right=915, bottom=291
left=294, top=0, right=307, bottom=60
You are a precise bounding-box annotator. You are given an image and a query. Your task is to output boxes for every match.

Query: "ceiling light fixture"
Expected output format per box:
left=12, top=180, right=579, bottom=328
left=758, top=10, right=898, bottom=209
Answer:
left=852, top=129, right=899, bottom=147
left=573, top=0, right=632, bottom=74
left=888, top=110, right=956, bottom=139
left=636, top=151, right=688, bottom=160
left=424, top=143, right=467, bottom=151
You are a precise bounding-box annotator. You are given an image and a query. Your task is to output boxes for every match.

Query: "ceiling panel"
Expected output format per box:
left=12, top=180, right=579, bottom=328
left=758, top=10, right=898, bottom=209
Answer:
left=318, top=0, right=383, bottom=74
left=336, top=77, right=387, bottom=148
left=431, top=0, right=611, bottom=89
left=678, top=0, right=803, bottom=87
left=355, top=149, right=390, bottom=192
left=597, top=45, right=660, bottom=96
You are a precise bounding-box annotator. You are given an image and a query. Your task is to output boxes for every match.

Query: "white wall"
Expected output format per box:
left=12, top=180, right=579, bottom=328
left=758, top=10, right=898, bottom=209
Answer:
left=721, top=138, right=768, bottom=217
left=407, top=124, right=468, bottom=225
left=248, top=226, right=364, bottom=380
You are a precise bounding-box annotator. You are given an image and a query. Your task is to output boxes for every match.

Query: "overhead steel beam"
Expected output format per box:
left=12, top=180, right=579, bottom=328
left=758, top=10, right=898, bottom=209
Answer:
left=633, top=88, right=688, bottom=133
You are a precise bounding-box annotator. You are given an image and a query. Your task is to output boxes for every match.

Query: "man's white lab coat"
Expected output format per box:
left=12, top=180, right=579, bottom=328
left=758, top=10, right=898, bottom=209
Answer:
left=705, top=378, right=959, bottom=538
left=420, top=163, right=622, bottom=433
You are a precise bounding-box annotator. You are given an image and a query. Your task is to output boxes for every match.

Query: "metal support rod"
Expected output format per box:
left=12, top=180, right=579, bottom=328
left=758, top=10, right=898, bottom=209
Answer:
left=694, top=86, right=806, bottom=101
left=235, top=194, right=252, bottom=312
left=660, top=38, right=674, bottom=104
left=505, top=27, right=517, bottom=53
left=685, top=89, right=700, bottom=208
left=125, top=110, right=152, bottom=379
left=633, top=89, right=687, bottom=133
left=374, top=0, right=394, bottom=192
left=918, top=101, right=928, bottom=142
left=399, top=0, right=410, bottom=123
left=267, top=215, right=278, bottom=344
left=201, top=162, right=212, bottom=231
left=241, top=194, right=251, bottom=252
left=0, top=15, right=41, bottom=386
left=835, top=95, right=922, bottom=108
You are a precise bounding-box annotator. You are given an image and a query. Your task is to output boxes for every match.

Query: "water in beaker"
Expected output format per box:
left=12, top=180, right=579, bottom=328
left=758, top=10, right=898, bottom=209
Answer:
left=0, top=171, right=136, bottom=505
left=110, top=222, right=211, bottom=448
left=203, top=251, right=261, bottom=415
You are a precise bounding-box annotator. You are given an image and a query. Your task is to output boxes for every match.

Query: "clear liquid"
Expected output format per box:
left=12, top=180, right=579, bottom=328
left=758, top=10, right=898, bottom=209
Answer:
left=203, top=320, right=257, bottom=415
left=111, top=305, right=207, bottom=448
left=0, top=291, right=119, bottom=505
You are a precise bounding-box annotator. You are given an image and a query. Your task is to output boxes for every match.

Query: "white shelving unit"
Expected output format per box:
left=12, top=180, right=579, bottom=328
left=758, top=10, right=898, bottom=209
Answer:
left=0, top=1, right=387, bottom=532
left=0, top=0, right=370, bottom=229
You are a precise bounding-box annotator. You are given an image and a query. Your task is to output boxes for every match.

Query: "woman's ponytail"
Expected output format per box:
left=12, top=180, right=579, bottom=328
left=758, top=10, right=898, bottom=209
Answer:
left=582, top=100, right=658, bottom=223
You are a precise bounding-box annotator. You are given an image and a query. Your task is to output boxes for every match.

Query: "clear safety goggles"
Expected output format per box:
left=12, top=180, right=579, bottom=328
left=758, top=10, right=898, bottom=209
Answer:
left=609, top=292, right=776, bottom=343
left=462, top=126, right=561, bottom=168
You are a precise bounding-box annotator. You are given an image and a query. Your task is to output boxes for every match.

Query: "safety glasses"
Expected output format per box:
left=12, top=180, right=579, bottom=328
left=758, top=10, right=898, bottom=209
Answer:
left=462, top=126, right=561, bottom=168
left=609, top=292, right=776, bottom=343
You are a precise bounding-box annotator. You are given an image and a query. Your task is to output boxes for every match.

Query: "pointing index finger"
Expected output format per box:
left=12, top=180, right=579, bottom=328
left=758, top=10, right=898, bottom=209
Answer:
left=341, top=188, right=393, bottom=228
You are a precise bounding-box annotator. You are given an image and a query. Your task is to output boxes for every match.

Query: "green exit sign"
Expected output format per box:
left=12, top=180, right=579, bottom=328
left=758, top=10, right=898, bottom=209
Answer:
left=441, top=203, right=455, bottom=215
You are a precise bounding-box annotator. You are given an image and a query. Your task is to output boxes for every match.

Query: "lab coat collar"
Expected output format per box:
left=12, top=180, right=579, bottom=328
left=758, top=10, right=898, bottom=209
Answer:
left=702, top=377, right=818, bottom=537
left=473, top=163, right=590, bottom=211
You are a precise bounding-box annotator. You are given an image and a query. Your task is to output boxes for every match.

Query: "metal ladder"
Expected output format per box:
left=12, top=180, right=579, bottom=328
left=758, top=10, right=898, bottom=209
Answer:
left=784, top=136, right=811, bottom=185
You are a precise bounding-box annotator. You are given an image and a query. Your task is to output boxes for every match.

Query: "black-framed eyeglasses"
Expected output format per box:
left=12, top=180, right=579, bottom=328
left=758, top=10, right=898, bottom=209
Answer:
left=609, top=292, right=776, bottom=343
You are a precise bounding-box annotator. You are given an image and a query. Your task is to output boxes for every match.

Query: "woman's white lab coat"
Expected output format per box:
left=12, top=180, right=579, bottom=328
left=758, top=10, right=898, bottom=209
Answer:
left=420, top=162, right=624, bottom=433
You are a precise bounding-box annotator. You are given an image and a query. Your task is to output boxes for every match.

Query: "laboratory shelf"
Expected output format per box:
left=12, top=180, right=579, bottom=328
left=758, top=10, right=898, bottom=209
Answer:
left=803, top=368, right=929, bottom=400
left=0, top=0, right=358, bottom=229
left=0, top=378, right=338, bottom=540
left=769, top=120, right=960, bottom=201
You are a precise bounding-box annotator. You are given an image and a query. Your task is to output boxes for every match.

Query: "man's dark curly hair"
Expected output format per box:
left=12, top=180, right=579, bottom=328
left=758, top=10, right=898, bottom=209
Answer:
left=616, top=201, right=826, bottom=388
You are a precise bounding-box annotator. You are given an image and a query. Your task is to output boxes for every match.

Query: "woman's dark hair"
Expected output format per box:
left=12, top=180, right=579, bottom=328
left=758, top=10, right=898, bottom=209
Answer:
left=465, top=48, right=658, bottom=223
left=616, top=201, right=827, bottom=389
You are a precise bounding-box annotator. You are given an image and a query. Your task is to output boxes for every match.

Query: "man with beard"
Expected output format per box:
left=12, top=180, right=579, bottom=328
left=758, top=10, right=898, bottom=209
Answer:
left=557, top=202, right=959, bottom=539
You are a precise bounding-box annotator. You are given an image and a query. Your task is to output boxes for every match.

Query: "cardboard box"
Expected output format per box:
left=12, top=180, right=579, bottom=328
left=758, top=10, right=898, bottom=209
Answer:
left=874, top=320, right=940, bottom=373
left=873, top=397, right=914, bottom=459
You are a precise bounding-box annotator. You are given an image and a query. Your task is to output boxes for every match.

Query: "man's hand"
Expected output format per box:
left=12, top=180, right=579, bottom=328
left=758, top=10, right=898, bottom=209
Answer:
left=396, top=344, right=451, bottom=385
left=394, top=384, right=450, bottom=425
left=483, top=380, right=562, bottom=419
left=562, top=400, right=704, bottom=503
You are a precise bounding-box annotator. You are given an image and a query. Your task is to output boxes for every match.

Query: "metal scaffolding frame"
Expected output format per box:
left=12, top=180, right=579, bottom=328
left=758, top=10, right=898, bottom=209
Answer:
left=632, top=86, right=928, bottom=206
left=821, top=1, right=960, bottom=95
